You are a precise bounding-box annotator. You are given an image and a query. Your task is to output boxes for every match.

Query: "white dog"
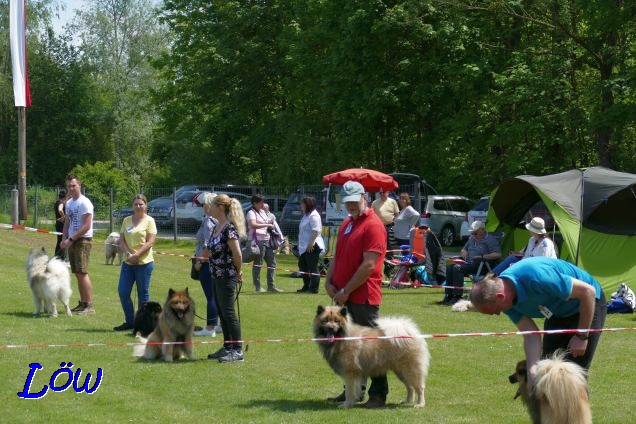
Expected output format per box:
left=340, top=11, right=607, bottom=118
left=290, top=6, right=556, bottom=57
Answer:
left=26, top=248, right=72, bottom=317
left=105, top=231, right=123, bottom=265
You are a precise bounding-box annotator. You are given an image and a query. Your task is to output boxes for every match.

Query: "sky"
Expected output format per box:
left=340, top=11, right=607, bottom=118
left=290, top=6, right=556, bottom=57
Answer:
left=51, top=0, right=85, bottom=34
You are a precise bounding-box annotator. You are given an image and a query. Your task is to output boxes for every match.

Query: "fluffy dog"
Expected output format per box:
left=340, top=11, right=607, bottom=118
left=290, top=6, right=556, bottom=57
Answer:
left=132, top=301, right=162, bottom=337
left=26, top=248, right=72, bottom=318
left=451, top=299, right=475, bottom=312
left=313, top=305, right=430, bottom=408
left=509, top=351, right=591, bottom=424
left=133, top=288, right=195, bottom=361
left=104, top=232, right=123, bottom=265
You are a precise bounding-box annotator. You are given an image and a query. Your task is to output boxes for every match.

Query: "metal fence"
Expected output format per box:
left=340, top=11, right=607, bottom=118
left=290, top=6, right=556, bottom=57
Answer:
left=0, top=184, right=324, bottom=242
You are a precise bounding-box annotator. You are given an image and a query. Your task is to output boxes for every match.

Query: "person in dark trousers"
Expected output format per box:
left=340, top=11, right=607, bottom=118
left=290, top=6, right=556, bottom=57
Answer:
left=324, top=181, right=388, bottom=408
left=471, top=257, right=606, bottom=389
left=54, top=190, right=67, bottom=258
left=297, top=196, right=325, bottom=293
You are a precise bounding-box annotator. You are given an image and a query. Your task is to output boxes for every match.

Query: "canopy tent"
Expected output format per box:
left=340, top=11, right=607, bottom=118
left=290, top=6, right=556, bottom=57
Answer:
left=488, top=166, right=636, bottom=292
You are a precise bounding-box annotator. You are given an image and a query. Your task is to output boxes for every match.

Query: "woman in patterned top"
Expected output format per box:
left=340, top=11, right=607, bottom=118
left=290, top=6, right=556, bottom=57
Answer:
left=204, top=194, right=247, bottom=363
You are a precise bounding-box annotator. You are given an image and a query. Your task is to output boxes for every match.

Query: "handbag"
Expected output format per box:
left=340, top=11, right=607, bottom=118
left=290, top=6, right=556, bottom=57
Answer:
left=190, top=258, right=200, bottom=280
left=241, top=230, right=260, bottom=263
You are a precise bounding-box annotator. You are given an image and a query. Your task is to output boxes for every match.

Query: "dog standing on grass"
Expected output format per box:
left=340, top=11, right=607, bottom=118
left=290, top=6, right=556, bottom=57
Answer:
left=509, top=351, right=592, bottom=424
left=313, top=305, right=430, bottom=408
left=104, top=232, right=123, bottom=265
left=26, top=248, right=72, bottom=317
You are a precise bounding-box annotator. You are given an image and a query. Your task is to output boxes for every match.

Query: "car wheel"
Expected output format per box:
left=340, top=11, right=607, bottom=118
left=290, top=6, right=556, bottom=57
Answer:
left=441, top=225, right=455, bottom=247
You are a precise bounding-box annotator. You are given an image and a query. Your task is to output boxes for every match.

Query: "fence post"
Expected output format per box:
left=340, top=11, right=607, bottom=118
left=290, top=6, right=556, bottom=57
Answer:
left=11, top=188, right=19, bottom=224
left=33, top=185, right=39, bottom=228
left=109, top=187, right=114, bottom=234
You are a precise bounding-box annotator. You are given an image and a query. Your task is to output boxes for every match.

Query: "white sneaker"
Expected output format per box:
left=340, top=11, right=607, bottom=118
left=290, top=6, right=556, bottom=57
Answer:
left=194, top=328, right=216, bottom=337
left=214, top=324, right=223, bottom=333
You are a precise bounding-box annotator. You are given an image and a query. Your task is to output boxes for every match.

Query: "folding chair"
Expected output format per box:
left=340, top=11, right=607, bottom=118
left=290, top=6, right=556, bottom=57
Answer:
left=385, top=226, right=427, bottom=289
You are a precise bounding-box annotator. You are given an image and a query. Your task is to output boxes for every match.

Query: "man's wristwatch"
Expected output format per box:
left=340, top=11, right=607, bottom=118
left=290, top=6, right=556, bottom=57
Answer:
left=574, top=332, right=589, bottom=340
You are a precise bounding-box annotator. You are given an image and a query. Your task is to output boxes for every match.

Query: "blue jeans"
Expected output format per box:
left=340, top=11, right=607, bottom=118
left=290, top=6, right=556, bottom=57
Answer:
left=213, top=275, right=242, bottom=351
left=492, top=254, right=522, bottom=275
left=198, top=262, right=218, bottom=327
left=118, top=261, right=154, bottom=325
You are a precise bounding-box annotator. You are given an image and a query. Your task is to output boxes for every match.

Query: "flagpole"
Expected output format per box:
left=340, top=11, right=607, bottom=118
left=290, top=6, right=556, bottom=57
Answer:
left=18, top=106, right=28, bottom=220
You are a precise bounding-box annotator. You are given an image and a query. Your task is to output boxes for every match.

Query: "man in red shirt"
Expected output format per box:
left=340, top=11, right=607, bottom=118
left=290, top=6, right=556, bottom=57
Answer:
left=324, top=180, right=388, bottom=408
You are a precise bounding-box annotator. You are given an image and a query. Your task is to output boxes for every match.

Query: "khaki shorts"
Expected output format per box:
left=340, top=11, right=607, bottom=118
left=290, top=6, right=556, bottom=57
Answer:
left=69, top=238, right=92, bottom=274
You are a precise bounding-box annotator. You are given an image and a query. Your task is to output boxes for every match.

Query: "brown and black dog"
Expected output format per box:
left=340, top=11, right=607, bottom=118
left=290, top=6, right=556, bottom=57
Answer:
left=133, top=288, right=195, bottom=361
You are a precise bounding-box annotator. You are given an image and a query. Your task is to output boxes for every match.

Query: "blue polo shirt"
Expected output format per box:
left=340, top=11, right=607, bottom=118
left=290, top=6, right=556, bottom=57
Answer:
left=501, top=257, right=602, bottom=324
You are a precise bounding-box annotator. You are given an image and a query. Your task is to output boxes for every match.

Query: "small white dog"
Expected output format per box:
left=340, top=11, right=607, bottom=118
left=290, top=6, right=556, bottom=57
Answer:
left=26, top=248, right=72, bottom=317
left=105, top=232, right=123, bottom=265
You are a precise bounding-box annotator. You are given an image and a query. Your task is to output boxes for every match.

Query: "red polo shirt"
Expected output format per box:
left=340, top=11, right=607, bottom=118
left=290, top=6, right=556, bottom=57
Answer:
left=332, top=208, right=387, bottom=305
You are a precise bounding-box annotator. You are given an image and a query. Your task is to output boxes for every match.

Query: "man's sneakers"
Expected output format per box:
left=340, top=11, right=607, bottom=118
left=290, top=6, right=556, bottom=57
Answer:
left=73, top=302, right=95, bottom=315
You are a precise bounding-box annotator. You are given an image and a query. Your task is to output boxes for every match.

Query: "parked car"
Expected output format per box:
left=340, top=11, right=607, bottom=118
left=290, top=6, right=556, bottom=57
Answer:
left=279, top=187, right=325, bottom=240
left=148, top=189, right=250, bottom=228
left=241, top=195, right=288, bottom=220
left=112, top=207, right=134, bottom=220
left=421, top=195, right=475, bottom=246
left=388, top=172, right=438, bottom=213
left=460, top=196, right=490, bottom=241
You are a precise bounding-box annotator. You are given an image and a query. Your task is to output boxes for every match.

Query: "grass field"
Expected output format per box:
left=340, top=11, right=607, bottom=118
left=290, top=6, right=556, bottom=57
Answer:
left=1, top=227, right=635, bottom=423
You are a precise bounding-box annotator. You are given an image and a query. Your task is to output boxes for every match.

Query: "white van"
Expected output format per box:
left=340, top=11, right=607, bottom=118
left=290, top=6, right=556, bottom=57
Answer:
left=323, top=172, right=437, bottom=226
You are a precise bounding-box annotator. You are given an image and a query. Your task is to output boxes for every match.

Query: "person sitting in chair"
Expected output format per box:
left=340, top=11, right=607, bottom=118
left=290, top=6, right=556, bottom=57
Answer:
left=492, top=217, right=557, bottom=275
left=440, top=220, right=501, bottom=305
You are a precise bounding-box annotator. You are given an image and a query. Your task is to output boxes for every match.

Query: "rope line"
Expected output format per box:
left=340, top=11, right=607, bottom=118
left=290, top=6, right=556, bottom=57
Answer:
left=2, top=327, right=633, bottom=350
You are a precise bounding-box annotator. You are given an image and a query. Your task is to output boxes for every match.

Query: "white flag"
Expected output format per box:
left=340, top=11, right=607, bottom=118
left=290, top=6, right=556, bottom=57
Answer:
left=10, top=0, right=32, bottom=107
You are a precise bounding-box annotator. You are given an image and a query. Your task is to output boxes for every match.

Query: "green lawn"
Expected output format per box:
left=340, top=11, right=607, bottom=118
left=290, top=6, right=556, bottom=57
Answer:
left=1, top=228, right=635, bottom=423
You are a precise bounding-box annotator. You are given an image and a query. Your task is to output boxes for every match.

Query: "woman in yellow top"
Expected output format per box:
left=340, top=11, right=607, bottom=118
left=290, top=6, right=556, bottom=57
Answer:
left=113, top=194, right=158, bottom=331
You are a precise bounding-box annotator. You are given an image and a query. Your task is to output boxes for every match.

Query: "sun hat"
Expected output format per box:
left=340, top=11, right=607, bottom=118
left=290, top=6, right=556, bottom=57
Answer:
left=526, top=217, right=547, bottom=234
left=340, top=181, right=365, bottom=203
left=469, top=220, right=485, bottom=233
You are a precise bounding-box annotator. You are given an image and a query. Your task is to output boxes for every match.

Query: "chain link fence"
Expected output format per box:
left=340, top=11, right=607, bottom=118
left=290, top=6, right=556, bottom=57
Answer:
left=0, top=184, right=324, bottom=242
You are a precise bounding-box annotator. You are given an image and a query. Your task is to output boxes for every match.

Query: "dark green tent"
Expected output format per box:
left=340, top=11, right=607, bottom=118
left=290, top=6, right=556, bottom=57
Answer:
left=488, top=167, right=636, bottom=292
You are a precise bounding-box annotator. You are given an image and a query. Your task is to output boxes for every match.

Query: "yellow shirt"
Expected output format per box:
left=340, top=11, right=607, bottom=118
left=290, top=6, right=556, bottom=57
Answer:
left=371, top=197, right=399, bottom=225
left=120, top=215, right=157, bottom=264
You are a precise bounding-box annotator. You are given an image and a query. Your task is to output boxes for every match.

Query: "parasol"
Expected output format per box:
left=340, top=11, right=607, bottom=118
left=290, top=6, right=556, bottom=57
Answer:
left=322, top=168, right=398, bottom=192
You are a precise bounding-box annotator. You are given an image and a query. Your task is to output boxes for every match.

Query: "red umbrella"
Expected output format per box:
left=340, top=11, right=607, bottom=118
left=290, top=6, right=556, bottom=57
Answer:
left=322, top=168, right=398, bottom=192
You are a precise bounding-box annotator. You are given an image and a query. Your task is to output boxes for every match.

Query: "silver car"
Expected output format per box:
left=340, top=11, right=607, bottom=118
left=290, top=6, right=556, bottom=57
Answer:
left=421, top=195, right=475, bottom=246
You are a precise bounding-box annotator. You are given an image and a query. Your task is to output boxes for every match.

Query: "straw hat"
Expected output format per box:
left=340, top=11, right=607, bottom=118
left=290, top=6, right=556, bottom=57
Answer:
left=526, top=217, right=547, bottom=234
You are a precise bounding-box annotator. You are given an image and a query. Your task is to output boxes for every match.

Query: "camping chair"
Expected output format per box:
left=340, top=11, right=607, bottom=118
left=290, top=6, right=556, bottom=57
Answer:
left=385, top=226, right=427, bottom=289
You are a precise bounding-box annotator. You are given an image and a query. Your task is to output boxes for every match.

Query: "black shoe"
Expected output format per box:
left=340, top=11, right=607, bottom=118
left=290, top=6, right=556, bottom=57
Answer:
left=113, top=322, right=133, bottom=331
left=218, top=350, right=244, bottom=363
left=327, top=389, right=365, bottom=403
left=362, top=396, right=386, bottom=409
left=327, top=391, right=346, bottom=402
left=208, top=347, right=230, bottom=360
left=297, top=288, right=309, bottom=293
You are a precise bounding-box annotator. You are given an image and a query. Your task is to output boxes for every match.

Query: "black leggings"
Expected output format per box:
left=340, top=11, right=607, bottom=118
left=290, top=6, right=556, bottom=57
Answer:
left=212, top=275, right=242, bottom=351
left=542, top=291, right=607, bottom=371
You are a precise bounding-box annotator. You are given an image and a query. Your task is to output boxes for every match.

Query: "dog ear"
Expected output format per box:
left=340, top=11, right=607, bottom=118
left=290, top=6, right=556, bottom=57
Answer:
left=316, top=305, right=325, bottom=315
left=168, top=288, right=175, bottom=297
left=340, top=306, right=348, bottom=317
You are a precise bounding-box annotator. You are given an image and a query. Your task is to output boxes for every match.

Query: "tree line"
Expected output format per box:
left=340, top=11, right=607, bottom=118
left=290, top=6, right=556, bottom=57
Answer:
left=1, top=0, right=634, bottom=201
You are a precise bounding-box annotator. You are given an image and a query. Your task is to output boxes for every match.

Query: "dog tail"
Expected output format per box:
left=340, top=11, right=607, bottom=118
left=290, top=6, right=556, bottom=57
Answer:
left=534, top=352, right=591, bottom=424
left=132, top=333, right=148, bottom=357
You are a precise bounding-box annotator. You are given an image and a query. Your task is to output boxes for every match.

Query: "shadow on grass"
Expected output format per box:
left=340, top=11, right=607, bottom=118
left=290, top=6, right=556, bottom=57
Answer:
left=2, top=311, right=39, bottom=318
left=241, top=398, right=405, bottom=412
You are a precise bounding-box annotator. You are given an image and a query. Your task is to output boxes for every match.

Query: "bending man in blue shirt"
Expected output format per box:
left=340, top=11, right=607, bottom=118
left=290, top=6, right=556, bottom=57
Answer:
left=471, top=256, right=606, bottom=389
